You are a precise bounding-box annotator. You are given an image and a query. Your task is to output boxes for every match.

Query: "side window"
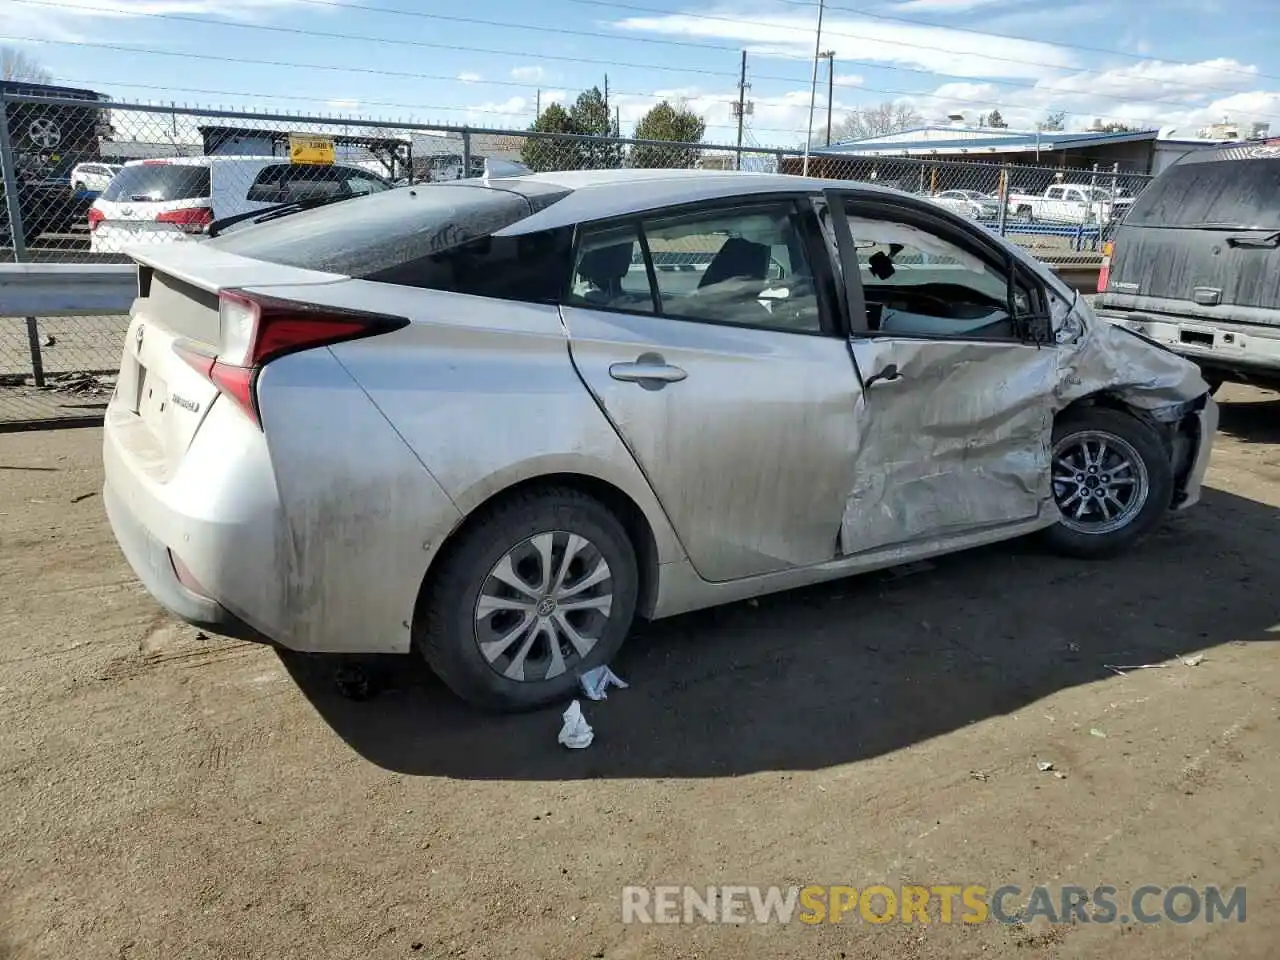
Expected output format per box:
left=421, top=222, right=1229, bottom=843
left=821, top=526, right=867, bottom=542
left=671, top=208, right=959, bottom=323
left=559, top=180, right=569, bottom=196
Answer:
left=344, top=169, right=390, bottom=195
left=1046, top=186, right=1062, bottom=200
left=641, top=203, right=822, bottom=333
left=845, top=208, right=1028, bottom=340
left=566, top=223, right=655, bottom=313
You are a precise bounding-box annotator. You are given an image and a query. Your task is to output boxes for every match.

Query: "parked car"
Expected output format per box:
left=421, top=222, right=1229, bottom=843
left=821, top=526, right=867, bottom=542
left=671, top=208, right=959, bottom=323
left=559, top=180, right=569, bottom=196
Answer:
left=70, top=162, right=122, bottom=194
left=102, top=168, right=1217, bottom=711
left=88, top=156, right=393, bottom=253
left=1095, top=143, right=1280, bottom=393
left=1008, top=184, right=1119, bottom=223
left=928, top=189, right=1000, bottom=220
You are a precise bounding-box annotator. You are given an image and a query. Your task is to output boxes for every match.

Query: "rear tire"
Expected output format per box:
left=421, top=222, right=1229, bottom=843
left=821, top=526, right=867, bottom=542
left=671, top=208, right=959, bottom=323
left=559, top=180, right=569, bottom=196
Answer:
left=1038, top=407, right=1173, bottom=559
left=418, top=488, right=638, bottom=712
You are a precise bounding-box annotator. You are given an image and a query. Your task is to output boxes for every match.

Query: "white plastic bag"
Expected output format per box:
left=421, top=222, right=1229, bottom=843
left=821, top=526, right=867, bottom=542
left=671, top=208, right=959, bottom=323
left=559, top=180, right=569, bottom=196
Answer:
left=579, top=665, right=628, bottom=701
left=557, top=700, right=594, bottom=749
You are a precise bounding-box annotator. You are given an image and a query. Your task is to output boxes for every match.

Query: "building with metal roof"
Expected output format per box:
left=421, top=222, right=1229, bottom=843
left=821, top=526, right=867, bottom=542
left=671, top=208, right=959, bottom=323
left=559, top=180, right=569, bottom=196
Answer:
left=801, top=124, right=1236, bottom=176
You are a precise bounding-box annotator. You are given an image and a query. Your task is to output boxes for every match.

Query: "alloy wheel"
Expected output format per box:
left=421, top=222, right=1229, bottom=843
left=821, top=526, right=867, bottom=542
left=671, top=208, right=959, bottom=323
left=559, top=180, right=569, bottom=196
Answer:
left=473, top=531, right=614, bottom=682
left=1052, top=430, right=1150, bottom=535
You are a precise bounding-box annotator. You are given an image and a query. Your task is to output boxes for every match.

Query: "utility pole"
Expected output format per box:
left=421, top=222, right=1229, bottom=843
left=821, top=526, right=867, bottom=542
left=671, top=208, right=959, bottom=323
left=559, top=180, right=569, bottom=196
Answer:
left=734, top=50, right=751, bottom=170
left=536, top=89, right=541, bottom=119
left=821, top=51, right=836, bottom=147
left=802, top=0, right=826, bottom=177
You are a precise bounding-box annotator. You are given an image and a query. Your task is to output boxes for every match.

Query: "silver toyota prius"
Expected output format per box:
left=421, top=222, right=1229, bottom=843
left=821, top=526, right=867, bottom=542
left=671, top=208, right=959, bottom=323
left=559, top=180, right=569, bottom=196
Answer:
left=102, top=167, right=1218, bottom=711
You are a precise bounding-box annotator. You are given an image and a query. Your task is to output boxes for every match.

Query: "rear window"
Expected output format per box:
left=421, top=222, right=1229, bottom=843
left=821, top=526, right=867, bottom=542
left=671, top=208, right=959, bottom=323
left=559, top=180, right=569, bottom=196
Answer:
left=1125, top=157, right=1280, bottom=229
left=205, top=181, right=571, bottom=281
left=101, top=164, right=211, bottom=203
left=245, top=164, right=392, bottom=203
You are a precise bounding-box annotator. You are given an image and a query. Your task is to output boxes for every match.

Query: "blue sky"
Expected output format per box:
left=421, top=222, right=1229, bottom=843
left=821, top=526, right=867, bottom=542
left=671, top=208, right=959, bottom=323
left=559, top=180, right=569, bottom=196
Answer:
left=3, top=0, right=1279, bottom=146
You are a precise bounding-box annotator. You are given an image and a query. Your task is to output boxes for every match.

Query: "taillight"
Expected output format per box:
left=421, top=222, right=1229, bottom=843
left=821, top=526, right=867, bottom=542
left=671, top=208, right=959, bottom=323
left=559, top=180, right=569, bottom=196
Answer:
left=1098, top=240, right=1113, bottom=293
left=174, top=290, right=407, bottom=428
left=88, top=207, right=104, bottom=232
left=156, top=207, right=213, bottom=234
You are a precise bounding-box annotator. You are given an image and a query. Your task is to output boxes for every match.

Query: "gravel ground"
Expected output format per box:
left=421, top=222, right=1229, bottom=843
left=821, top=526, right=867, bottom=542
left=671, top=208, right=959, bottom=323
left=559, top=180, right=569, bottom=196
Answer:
left=1, top=388, right=1278, bottom=959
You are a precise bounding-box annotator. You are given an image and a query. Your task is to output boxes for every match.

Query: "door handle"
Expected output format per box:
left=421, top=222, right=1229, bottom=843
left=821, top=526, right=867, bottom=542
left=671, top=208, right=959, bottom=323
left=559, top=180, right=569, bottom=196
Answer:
left=864, top=363, right=903, bottom=389
left=609, top=355, right=688, bottom=385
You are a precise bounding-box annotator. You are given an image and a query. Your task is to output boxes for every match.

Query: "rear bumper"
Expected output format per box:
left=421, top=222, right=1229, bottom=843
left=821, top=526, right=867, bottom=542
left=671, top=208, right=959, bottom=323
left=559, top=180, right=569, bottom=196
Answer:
left=102, top=401, right=288, bottom=644
left=1096, top=308, right=1280, bottom=383
left=102, top=476, right=262, bottom=641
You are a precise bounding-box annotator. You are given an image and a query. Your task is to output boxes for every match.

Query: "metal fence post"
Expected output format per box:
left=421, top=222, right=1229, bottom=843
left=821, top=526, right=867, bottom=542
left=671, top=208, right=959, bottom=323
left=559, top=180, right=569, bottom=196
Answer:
left=25, top=317, right=45, bottom=388
left=0, top=92, right=29, bottom=263
left=775, top=150, right=786, bottom=175
left=462, top=129, right=472, bottom=179
left=997, top=165, right=1009, bottom=237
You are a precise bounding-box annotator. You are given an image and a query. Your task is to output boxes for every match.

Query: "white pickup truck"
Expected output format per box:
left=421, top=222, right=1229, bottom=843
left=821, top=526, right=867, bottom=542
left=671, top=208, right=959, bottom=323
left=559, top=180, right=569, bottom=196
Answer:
left=1007, top=184, right=1132, bottom=224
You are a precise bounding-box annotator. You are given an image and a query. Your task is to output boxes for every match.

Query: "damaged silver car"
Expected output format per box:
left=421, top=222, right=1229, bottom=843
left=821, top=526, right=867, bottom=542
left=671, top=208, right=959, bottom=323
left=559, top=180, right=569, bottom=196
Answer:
left=102, top=168, right=1218, bottom=712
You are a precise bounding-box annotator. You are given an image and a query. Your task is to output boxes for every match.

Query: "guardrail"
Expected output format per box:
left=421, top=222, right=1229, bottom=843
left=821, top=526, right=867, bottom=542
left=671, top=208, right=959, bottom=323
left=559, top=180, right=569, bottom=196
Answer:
left=1, top=263, right=136, bottom=388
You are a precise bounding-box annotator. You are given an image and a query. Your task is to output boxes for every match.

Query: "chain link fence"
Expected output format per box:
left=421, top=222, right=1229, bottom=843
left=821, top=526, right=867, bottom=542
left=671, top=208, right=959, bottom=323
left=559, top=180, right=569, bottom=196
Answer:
left=1, top=90, right=1153, bottom=425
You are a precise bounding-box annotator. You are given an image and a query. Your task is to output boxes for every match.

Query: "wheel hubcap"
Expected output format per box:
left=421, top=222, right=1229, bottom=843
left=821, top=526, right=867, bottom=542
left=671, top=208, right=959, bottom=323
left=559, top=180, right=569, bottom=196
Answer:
left=474, top=531, right=613, bottom=682
left=1051, top=430, right=1150, bottom=535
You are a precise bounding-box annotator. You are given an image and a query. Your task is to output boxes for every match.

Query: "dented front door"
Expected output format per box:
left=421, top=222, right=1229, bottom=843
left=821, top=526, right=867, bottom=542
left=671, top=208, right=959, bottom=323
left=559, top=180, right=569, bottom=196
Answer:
left=840, top=336, right=1058, bottom=555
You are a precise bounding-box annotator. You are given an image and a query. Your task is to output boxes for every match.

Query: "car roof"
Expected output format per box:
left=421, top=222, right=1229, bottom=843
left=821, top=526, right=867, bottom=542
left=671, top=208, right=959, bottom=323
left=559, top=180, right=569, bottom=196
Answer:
left=478, top=167, right=905, bottom=235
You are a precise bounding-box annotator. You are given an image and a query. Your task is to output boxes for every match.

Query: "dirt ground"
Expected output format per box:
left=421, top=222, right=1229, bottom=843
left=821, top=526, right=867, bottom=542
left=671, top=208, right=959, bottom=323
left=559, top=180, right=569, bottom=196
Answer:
left=1, top=387, right=1278, bottom=960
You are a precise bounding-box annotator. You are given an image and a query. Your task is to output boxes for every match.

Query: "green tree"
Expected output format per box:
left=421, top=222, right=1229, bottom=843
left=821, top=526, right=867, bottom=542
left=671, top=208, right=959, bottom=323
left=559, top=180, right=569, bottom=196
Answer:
left=631, top=100, right=706, bottom=168
left=987, top=109, right=1008, bottom=128
left=521, top=102, right=577, bottom=172
left=1038, top=110, right=1066, bottom=132
left=570, top=86, right=621, bottom=169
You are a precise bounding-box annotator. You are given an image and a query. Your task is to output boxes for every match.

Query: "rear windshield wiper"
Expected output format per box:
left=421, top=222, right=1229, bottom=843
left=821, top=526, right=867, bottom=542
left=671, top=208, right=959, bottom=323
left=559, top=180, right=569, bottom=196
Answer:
left=206, top=193, right=356, bottom=238
left=1225, top=230, right=1280, bottom=249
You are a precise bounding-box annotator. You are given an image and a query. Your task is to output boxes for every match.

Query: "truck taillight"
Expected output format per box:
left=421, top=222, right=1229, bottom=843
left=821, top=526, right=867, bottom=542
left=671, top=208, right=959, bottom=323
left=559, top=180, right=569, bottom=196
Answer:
left=174, top=290, right=408, bottom=429
left=156, top=207, right=213, bottom=234
left=87, top=207, right=104, bottom=232
left=1098, top=240, right=1114, bottom=294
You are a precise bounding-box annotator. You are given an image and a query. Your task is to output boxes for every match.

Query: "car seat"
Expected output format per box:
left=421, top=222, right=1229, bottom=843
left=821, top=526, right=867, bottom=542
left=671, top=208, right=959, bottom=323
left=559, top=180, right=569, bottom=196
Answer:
left=698, top=237, right=771, bottom=288
left=577, top=242, right=640, bottom=307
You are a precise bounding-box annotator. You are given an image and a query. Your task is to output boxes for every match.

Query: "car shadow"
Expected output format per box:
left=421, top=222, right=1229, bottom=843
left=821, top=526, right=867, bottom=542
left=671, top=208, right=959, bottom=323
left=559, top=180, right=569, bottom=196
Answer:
left=1216, top=390, right=1280, bottom=444
left=280, top=486, right=1279, bottom=780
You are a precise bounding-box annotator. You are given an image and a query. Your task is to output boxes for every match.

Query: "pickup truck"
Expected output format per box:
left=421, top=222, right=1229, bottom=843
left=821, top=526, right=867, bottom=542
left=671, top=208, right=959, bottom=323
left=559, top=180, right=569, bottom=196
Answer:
left=1007, top=184, right=1132, bottom=224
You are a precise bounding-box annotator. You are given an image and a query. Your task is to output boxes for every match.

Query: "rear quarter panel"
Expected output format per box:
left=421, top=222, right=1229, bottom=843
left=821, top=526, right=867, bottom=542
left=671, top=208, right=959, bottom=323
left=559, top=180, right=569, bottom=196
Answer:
left=255, top=347, right=464, bottom=654
left=297, top=282, right=687, bottom=569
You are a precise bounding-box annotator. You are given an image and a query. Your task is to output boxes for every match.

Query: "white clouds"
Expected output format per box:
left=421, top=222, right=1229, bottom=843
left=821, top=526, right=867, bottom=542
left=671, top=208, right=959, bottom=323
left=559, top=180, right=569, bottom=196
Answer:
left=919, top=58, right=1280, bottom=134
left=458, top=72, right=482, bottom=84
left=612, top=7, right=1079, bottom=79
left=325, top=97, right=359, bottom=109
left=510, top=65, right=546, bottom=82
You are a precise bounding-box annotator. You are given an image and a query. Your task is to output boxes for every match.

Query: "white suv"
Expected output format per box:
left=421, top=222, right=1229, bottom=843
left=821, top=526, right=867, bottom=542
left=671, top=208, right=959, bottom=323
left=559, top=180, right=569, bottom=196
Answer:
left=88, top=156, right=393, bottom=253
left=70, top=162, right=122, bottom=194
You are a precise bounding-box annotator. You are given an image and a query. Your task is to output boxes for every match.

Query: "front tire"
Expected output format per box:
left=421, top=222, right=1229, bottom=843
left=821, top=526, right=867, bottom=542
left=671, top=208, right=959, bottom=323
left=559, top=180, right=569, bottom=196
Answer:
left=418, top=488, right=638, bottom=712
left=1038, top=407, right=1173, bottom=559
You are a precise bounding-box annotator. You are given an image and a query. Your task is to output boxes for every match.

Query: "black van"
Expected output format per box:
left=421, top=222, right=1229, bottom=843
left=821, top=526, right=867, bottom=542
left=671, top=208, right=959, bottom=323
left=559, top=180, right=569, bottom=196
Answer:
left=1095, top=143, right=1280, bottom=393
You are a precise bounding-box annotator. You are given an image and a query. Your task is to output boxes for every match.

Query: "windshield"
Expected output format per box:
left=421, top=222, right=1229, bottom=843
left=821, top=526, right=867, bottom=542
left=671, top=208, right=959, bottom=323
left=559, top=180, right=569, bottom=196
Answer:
left=1124, top=157, right=1280, bottom=229
left=101, top=164, right=211, bottom=202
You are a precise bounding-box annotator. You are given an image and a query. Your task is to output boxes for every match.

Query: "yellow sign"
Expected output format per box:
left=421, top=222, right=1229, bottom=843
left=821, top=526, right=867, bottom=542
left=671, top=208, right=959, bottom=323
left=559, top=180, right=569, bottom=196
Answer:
left=288, top=134, right=335, bottom=165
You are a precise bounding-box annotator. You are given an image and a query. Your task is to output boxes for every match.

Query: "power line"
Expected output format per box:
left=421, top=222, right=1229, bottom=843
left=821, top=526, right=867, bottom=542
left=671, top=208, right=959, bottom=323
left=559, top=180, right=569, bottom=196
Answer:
left=568, top=0, right=1277, bottom=100
left=19, top=33, right=1276, bottom=132
left=12, top=0, right=1271, bottom=112
left=41, top=76, right=810, bottom=142
left=777, top=0, right=1280, bottom=84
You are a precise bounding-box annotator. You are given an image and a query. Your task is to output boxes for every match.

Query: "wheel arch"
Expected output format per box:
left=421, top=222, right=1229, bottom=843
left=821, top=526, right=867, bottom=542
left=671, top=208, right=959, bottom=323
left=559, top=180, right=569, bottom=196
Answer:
left=412, top=472, right=664, bottom=647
